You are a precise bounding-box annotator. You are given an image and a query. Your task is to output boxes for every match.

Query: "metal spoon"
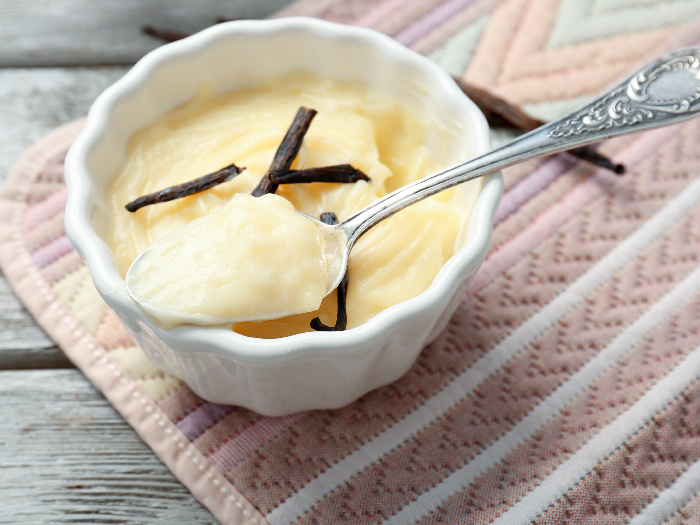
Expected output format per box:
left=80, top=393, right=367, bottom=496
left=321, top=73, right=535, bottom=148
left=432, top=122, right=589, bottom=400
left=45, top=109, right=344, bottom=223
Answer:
left=314, top=46, right=700, bottom=295
left=126, top=47, right=700, bottom=324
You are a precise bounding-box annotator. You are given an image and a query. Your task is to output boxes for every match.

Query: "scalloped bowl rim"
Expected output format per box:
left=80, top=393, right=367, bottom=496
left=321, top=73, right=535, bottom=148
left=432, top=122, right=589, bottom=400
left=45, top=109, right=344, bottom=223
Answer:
left=64, top=17, right=503, bottom=365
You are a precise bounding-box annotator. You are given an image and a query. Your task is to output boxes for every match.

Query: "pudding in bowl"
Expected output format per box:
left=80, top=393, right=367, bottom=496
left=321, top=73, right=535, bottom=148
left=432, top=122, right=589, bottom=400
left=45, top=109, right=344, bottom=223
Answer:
left=64, top=17, right=503, bottom=415
left=108, top=72, right=479, bottom=336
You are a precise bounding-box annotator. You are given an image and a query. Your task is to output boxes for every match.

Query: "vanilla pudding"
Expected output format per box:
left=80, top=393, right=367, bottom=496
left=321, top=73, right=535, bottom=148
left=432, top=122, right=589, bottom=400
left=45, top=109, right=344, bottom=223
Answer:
left=107, top=72, right=477, bottom=337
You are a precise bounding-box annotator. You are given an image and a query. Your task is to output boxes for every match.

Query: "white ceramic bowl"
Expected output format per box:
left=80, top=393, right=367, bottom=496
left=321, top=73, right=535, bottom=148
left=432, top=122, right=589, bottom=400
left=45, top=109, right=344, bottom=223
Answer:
left=64, top=17, right=503, bottom=416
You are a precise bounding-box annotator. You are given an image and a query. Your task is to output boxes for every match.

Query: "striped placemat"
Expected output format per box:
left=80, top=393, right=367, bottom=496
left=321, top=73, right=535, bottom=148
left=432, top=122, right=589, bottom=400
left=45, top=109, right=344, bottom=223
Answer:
left=2, top=1, right=700, bottom=523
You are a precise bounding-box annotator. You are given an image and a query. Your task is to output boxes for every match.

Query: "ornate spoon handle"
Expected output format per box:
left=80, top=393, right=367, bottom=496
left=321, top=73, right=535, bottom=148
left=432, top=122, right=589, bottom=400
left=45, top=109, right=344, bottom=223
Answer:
left=341, top=47, right=700, bottom=246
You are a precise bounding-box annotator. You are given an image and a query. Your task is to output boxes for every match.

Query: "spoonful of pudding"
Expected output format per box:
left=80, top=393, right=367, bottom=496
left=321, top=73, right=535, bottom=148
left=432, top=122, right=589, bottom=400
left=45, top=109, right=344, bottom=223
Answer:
left=126, top=46, right=700, bottom=327
left=125, top=192, right=330, bottom=329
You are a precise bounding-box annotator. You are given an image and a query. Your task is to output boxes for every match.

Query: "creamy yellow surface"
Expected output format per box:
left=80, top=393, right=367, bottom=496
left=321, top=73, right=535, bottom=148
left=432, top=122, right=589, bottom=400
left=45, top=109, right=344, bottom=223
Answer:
left=107, top=72, right=467, bottom=338
left=126, top=193, right=328, bottom=329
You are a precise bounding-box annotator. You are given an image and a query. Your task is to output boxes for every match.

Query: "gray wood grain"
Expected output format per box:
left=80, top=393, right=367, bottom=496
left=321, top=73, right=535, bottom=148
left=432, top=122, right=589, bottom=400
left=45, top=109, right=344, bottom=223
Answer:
left=0, top=369, right=216, bottom=523
left=0, top=64, right=219, bottom=525
left=0, top=67, right=129, bottom=371
left=0, top=278, right=71, bottom=369
left=0, top=3, right=295, bottom=520
left=0, top=67, right=128, bottom=182
left=0, top=0, right=294, bottom=67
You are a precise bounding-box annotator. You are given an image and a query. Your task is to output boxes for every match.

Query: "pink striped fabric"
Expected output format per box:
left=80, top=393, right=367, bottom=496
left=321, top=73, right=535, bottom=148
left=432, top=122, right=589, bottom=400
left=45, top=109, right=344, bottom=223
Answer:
left=472, top=124, right=682, bottom=292
left=208, top=413, right=306, bottom=474
left=4, top=1, right=700, bottom=524
left=22, top=186, right=66, bottom=230
left=30, top=234, right=74, bottom=269
left=354, top=0, right=412, bottom=28
left=177, top=402, right=237, bottom=440
left=394, top=0, right=482, bottom=45
left=493, top=154, right=576, bottom=225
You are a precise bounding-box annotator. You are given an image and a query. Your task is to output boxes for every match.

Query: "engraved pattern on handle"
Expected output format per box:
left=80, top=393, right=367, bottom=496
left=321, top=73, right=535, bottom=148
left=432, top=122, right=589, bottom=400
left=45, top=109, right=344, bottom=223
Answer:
left=549, top=51, right=700, bottom=138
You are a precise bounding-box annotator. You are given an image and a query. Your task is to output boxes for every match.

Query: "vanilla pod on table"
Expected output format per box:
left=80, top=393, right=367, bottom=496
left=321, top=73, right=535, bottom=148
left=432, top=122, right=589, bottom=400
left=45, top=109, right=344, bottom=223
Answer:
left=452, top=78, right=625, bottom=175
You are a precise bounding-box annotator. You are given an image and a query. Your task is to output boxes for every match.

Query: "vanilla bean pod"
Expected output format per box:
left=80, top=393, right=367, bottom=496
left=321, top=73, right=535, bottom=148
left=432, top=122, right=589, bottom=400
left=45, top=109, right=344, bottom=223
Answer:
left=141, top=18, right=235, bottom=44
left=125, top=162, right=244, bottom=212
left=270, top=164, right=370, bottom=185
left=251, top=107, right=318, bottom=196
left=310, top=212, right=348, bottom=332
left=141, top=25, right=189, bottom=43
left=452, top=78, right=625, bottom=175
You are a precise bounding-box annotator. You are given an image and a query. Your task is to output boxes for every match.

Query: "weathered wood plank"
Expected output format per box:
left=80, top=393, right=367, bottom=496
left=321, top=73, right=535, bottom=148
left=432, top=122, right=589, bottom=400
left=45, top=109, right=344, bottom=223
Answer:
left=0, top=2, right=294, bottom=520
left=0, top=67, right=128, bottom=184
left=0, top=276, right=71, bottom=369
left=0, top=0, right=294, bottom=67
left=0, top=67, right=128, bottom=370
left=0, top=369, right=216, bottom=523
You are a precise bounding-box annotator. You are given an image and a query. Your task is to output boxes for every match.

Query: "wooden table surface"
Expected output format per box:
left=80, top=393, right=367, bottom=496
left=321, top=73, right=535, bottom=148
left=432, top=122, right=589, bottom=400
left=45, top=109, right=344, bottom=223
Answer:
left=0, top=2, right=294, bottom=523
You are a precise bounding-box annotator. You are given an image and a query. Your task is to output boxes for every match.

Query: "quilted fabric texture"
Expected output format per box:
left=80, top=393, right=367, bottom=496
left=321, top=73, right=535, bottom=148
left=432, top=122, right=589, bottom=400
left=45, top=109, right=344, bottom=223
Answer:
left=2, top=1, right=700, bottom=524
